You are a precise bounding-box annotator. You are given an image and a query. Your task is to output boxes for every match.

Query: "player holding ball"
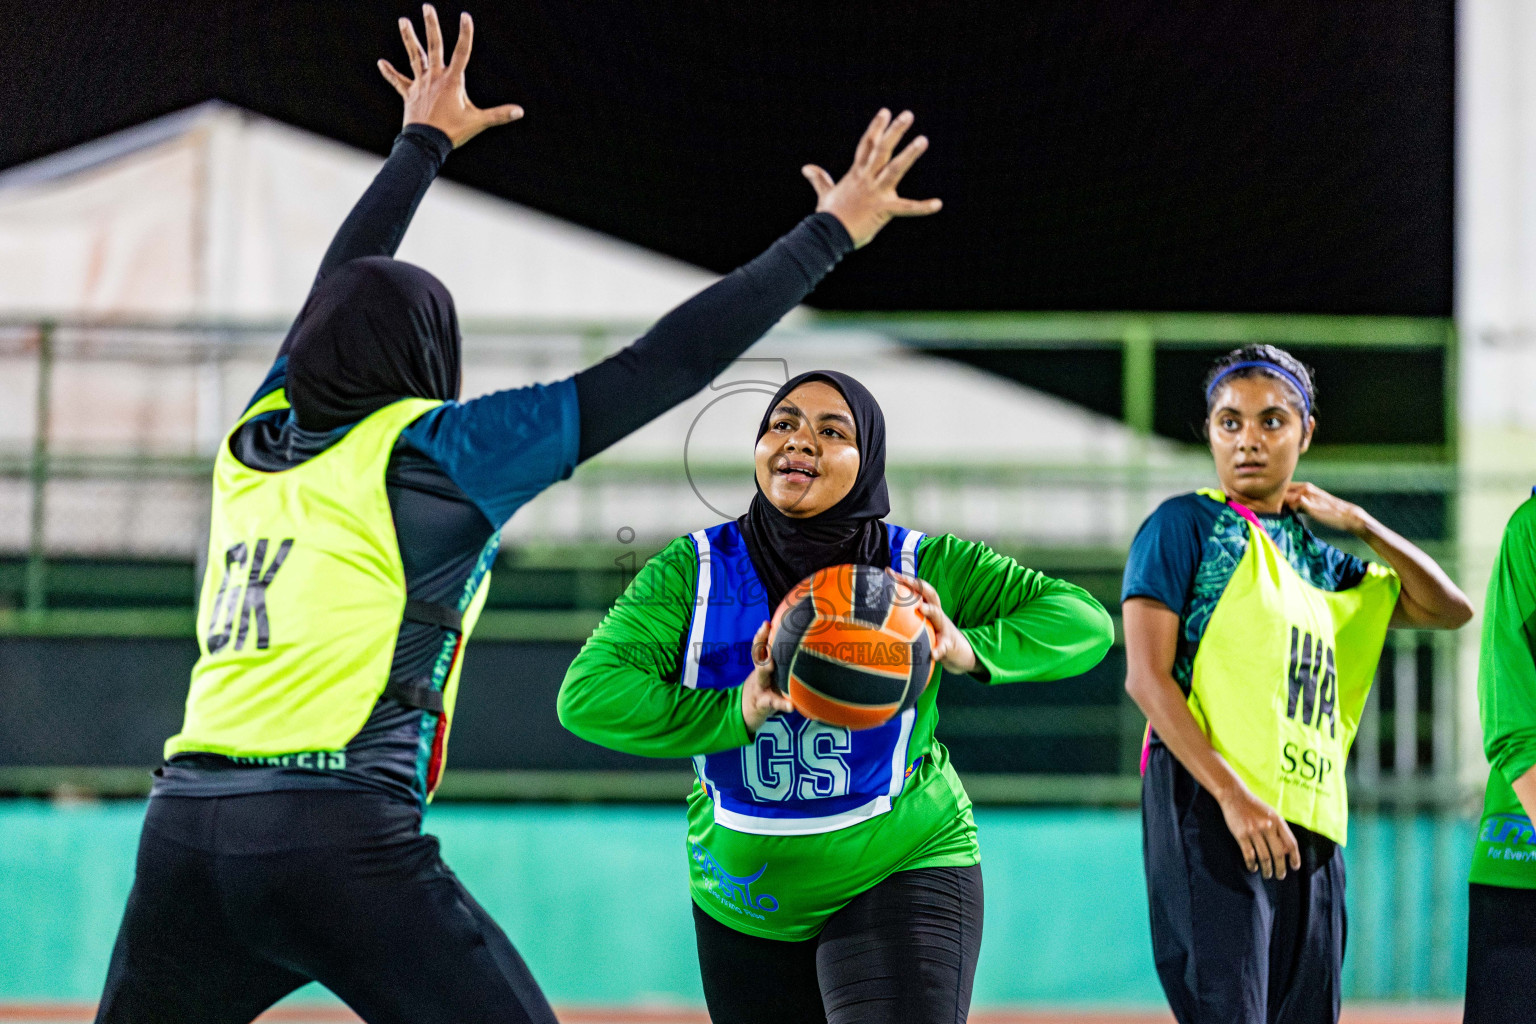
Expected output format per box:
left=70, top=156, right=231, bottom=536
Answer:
left=559, top=371, right=1115, bottom=1024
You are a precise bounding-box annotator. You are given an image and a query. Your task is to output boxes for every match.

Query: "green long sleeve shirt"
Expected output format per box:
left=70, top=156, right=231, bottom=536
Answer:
left=558, top=531, right=1114, bottom=938
left=1471, top=496, right=1536, bottom=888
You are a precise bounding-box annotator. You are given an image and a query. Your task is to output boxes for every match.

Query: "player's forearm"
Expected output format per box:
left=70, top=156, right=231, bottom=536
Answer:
left=966, top=580, right=1114, bottom=684
left=315, top=127, right=452, bottom=284
left=557, top=654, right=750, bottom=758
left=1353, top=513, right=1471, bottom=629
left=275, top=127, right=453, bottom=367
left=572, top=213, right=853, bottom=461
left=1126, top=665, right=1247, bottom=803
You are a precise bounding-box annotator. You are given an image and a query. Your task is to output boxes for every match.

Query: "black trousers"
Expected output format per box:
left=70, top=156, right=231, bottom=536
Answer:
left=1142, top=746, right=1345, bottom=1024
left=693, top=864, right=983, bottom=1024
left=95, top=791, right=558, bottom=1024
left=1465, top=882, right=1536, bottom=1023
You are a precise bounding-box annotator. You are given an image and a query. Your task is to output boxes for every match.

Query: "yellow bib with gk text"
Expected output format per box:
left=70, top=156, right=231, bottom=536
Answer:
left=165, top=391, right=487, bottom=762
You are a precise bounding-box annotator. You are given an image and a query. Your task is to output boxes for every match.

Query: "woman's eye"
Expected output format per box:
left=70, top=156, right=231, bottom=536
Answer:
left=1222, top=418, right=1239, bottom=431
left=1264, top=417, right=1283, bottom=430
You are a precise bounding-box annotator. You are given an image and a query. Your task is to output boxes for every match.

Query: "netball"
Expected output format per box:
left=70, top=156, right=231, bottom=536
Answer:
left=769, top=563, right=936, bottom=730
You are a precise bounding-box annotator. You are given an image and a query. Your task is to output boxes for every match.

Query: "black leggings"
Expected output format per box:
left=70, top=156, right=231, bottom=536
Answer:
left=1142, top=746, right=1345, bottom=1024
left=1465, top=882, right=1536, bottom=1023
left=693, top=864, right=983, bottom=1024
left=96, top=791, right=557, bottom=1024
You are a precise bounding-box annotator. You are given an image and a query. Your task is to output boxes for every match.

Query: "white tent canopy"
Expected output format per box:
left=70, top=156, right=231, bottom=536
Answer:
left=0, top=101, right=718, bottom=320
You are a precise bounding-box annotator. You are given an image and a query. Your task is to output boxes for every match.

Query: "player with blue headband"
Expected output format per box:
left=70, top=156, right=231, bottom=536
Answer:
left=1120, top=343, right=1472, bottom=1024
left=1204, top=357, right=1313, bottom=421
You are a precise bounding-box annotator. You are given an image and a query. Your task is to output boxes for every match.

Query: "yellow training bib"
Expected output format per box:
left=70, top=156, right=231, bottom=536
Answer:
left=166, top=391, right=489, bottom=790
left=1186, top=489, right=1399, bottom=844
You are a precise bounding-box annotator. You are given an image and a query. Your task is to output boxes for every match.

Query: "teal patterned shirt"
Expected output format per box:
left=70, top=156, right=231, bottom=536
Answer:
left=1122, top=491, right=1370, bottom=691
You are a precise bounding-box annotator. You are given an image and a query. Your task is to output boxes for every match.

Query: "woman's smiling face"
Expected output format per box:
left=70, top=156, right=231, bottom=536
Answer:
left=754, top=381, right=861, bottom=518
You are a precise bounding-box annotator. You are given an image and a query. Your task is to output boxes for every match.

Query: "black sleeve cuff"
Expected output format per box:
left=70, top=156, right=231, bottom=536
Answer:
left=807, top=211, right=855, bottom=257
left=767, top=212, right=856, bottom=289
left=399, top=124, right=454, bottom=167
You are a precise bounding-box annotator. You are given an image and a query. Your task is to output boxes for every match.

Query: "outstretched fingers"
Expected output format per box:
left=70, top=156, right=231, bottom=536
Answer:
left=872, top=110, right=915, bottom=169
left=801, top=164, right=836, bottom=199
left=399, top=17, right=428, bottom=77
left=449, top=11, right=474, bottom=73
left=853, top=109, right=892, bottom=172
left=422, top=4, right=445, bottom=69
left=890, top=196, right=943, bottom=218
left=377, top=59, right=412, bottom=98
left=483, top=104, right=525, bottom=127
left=815, top=107, right=941, bottom=247
left=878, top=134, right=928, bottom=187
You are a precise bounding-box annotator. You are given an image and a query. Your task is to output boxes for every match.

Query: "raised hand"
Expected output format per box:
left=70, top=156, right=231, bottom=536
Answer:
left=1283, top=482, right=1368, bottom=536
left=1286, top=481, right=1473, bottom=630
left=803, top=109, right=943, bottom=248
left=741, top=621, right=794, bottom=736
left=378, top=5, right=523, bottom=149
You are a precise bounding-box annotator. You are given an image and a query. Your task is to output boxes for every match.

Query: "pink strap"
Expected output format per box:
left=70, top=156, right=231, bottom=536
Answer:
left=1227, top=499, right=1263, bottom=528
left=1139, top=722, right=1152, bottom=776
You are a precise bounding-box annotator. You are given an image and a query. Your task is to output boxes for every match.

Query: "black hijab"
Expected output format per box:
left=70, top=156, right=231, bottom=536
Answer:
left=738, top=370, right=891, bottom=608
left=284, top=256, right=461, bottom=431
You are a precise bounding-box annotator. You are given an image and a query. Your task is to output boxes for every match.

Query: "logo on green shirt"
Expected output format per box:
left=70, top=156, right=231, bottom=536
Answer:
left=1482, top=812, right=1536, bottom=848
left=691, top=842, right=779, bottom=920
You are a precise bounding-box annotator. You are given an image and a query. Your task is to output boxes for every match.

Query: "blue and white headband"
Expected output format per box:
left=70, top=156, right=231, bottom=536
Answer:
left=1204, top=361, right=1311, bottom=419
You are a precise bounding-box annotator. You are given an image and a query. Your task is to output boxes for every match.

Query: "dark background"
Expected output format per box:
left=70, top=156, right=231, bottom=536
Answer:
left=3, top=0, right=1453, bottom=316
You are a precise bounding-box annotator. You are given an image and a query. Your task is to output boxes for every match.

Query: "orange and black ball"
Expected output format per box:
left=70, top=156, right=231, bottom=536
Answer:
left=768, top=564, right=936, bottom=730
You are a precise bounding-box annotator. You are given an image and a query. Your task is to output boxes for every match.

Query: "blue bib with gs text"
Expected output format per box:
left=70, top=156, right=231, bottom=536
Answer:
left=683, top=520, right=924, bottom=836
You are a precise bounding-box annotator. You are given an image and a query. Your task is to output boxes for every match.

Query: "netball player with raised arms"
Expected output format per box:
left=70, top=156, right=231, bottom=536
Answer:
left=559, top=370, right=1115, bottom=1023
left=93, top=8, right=944, bottom=1022
left=1122, top=345, right=1471, bottom=1024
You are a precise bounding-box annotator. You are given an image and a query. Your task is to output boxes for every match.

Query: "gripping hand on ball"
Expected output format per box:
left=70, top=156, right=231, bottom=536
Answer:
left=378, top=5, right=523, bottom=148
left=891, top=571, right=977, bottom=675
left=742, top=621, right=794, bottom=737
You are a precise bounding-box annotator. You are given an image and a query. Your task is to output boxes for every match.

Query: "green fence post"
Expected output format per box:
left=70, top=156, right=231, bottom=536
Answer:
left=24, top=321, right=54, bottom=616
left=1120, top=321, right=1155, bottom=435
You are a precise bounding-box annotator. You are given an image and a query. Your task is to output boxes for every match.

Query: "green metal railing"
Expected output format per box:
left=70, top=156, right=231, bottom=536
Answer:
left=0, top=311, right=1468, bottom=810
left=820, top=310, right=1458, bottom=447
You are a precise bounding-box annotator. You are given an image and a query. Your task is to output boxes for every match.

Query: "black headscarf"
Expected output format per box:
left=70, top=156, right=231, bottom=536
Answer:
left=284, top=256, right=461, bottom=431
left=738, top=370, right=891, bottom=608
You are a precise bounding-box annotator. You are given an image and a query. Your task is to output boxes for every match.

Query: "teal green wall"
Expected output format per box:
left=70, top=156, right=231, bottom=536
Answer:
left=0, top=802, right=1470, bottom=1005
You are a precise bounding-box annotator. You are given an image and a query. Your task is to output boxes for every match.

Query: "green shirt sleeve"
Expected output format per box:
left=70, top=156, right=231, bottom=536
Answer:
left=1481, top=497, right=1536, bottom=787
left=557, top=535, right=752, bottom=759
left=917, top=533, right=1115, bottom=684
